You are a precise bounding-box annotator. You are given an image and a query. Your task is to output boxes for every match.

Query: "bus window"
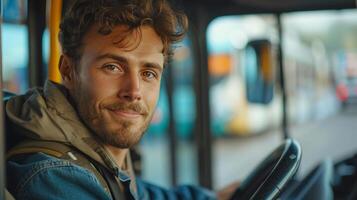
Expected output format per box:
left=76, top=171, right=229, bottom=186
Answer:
left=2, top=0, right=28, bottom=93
left=282, top=9, right=357, bottom=175
left=42, top=29, right=50, bottom=82
left=207, top=15, right=280, bottom=139
left=207, top=14, right=281, bottom=189
left=207, top=9, right=357, bottom=190
left=171, top=35, right=198, bottom=185
left=282, top=10, right=357, bottom=122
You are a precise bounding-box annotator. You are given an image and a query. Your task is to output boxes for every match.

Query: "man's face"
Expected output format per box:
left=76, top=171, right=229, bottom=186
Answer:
left=66, top=25, right=164, bottom=148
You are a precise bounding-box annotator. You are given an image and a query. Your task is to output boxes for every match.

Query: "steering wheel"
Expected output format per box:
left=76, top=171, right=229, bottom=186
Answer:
left=230, top=138, right=302, bottom=200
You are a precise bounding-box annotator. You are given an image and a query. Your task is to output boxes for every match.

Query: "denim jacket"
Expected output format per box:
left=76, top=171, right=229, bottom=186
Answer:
left=7, top=152, right=216, bottom=200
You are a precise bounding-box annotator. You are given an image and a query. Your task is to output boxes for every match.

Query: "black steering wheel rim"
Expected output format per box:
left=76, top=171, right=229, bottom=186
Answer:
left=231, top=138, right=302, bottom=200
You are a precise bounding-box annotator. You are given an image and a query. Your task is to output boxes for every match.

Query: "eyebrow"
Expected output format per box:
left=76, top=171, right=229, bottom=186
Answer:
left=95, top=53, right=163, bottom=72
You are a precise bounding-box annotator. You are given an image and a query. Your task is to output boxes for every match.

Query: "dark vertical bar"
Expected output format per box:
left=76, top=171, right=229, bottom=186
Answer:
left=0, top=0, right=4, bottom=198
left=277, top=14, right=289, bottom=139
left=27, top=0, right=46, bottom=88
left=166, top=63, right=178, bottom=186
left=191, top=7, right=212, bottom=189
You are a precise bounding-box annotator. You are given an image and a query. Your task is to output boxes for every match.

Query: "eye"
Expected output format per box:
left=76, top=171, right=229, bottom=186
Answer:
left=142, top=71, right=157, bottom=80
left=102, top=64, right=122, bottom=74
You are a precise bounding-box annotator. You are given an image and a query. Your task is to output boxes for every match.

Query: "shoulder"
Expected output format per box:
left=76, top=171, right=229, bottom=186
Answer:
left=7, top=152, right=111, bottom=200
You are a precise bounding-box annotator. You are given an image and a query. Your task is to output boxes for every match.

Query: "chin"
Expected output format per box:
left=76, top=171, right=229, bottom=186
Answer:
left=99, top=129, right=144, bottom=149
left=109, top=138, right=141, bottom=149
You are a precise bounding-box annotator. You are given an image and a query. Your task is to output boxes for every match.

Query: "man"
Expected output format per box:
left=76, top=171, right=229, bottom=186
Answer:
left=5, top=0, right=239, bottom=199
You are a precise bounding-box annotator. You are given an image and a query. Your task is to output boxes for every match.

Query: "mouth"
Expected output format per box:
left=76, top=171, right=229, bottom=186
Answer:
left=108, top=109, right=143, bottom=119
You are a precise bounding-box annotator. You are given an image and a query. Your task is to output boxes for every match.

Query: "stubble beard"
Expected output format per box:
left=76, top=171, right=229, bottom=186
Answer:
left=96, top=113, right=153, bottom=148
left=72, top=82, right=153, bottom=149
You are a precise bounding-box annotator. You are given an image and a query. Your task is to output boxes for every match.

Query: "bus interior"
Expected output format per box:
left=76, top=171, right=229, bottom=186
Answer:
left=2, top=0, right=357, bottom=199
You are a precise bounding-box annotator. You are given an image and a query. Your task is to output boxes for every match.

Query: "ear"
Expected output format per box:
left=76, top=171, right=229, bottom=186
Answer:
left=59, top=54, right=76, bottom=89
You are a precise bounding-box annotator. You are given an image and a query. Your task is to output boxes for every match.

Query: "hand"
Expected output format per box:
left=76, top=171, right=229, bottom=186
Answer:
left=216, top=181, right=240, bottom=200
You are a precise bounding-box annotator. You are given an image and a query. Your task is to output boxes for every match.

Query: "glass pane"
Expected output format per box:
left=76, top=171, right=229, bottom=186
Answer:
left=2, top=0, right=28, bottom=94
left=2, top=23, right=29, bottom=93
left=3, top=0, right=27, bottom=23
left=42, top=29, right=49, bottom=82
left=207, top=15, right=281, bottom=189
left=282, top=9, right=357, bottom=177
left=282, top=10, right=350, bottom=122
left=171, top=35, right=198, bottom=185
left=207, top=15, right=280, bottom=138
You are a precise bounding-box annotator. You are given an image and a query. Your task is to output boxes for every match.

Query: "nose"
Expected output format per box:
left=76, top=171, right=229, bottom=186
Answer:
left=117, top=73, right=142, bottom=101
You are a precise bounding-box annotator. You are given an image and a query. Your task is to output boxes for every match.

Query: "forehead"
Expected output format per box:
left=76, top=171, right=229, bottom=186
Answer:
left=81, top=24, right=164, bottom=61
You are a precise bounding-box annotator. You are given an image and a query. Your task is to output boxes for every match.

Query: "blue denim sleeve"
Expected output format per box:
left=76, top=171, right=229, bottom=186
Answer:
left=136, top=178, right=217, bottom=200
left=7, top=153, right=111, bottom=200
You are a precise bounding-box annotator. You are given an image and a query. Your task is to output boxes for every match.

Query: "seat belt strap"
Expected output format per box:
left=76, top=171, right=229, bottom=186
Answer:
left=93, top=160, right=128, bottom=200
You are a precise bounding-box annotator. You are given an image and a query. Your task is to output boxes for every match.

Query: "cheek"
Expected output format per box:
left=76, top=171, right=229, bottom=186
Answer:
left=84, top=69, right=118, bottom=99
left=74, top=72, right=117, bottom=120
left=145, top=84, right=161, bottom=109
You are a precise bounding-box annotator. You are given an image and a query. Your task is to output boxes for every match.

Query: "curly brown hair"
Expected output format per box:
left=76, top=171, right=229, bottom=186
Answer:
left=59, top=0, right=188, bottom=63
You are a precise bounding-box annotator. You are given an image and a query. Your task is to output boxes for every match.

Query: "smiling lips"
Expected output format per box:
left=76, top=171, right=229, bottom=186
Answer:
left=110, top=109, right=142, bottom=119
left=105, top=102, right=148, bottom=120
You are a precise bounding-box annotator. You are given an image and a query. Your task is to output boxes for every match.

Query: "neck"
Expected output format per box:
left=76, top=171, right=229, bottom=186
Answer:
left=104, top=145, right=128, bottom=168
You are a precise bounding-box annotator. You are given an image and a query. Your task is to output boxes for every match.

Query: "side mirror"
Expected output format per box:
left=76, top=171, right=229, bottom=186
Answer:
left=244, top=39, right=275, bottom=104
